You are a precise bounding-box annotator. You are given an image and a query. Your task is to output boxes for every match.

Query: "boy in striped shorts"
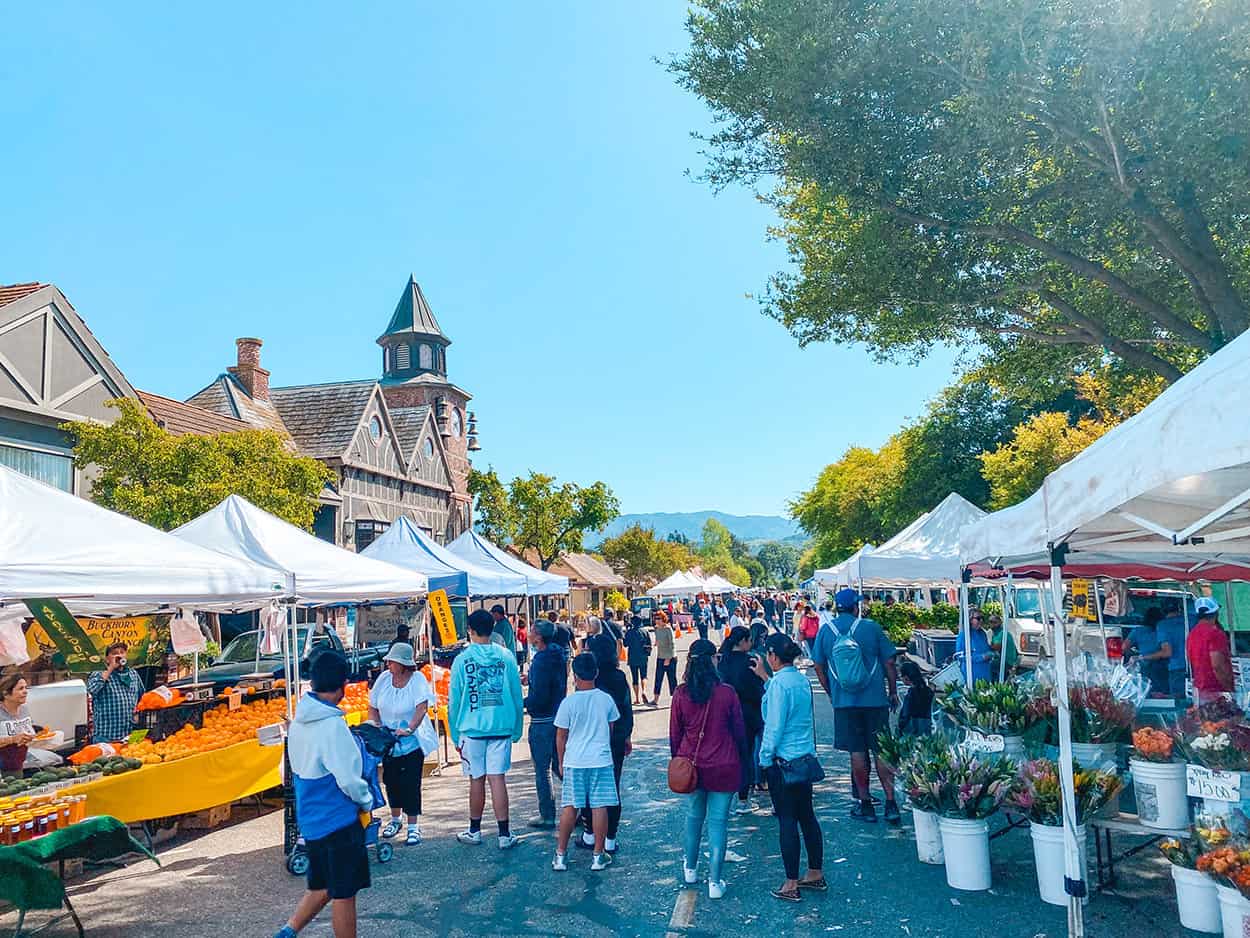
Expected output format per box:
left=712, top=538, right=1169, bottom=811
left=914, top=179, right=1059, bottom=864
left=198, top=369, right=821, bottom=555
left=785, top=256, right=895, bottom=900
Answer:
left=552, top=652, right=619, bottom=872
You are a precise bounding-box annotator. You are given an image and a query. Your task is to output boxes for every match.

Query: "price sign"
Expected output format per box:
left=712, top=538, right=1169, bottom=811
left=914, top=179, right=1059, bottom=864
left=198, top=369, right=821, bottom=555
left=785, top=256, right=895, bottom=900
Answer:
left=1187, top=764, right=1243, bottom=801
left=1071, top=579, right=1091, bottom=619
left=964, top=730, right=1005, bottom=754
left=227, top=692, right=243, bottom=711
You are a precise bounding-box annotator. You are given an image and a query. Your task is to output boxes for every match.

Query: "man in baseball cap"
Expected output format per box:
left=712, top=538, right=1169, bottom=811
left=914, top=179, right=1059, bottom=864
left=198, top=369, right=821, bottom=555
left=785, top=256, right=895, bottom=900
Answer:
left=1187, top=597, right=1233, bottom=704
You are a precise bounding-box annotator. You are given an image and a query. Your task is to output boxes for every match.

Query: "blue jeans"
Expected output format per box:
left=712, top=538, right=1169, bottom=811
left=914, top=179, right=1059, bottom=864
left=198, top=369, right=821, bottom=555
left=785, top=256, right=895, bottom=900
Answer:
left=684, top=789, right=733, bottom=883
left=528, top=721, right=557, bottom=821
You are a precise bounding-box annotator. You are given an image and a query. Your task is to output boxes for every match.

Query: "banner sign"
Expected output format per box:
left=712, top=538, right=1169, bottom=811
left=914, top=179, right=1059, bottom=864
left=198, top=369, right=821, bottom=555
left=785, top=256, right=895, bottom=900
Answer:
left=428, top=589, right=458, bottom=646
left=24, top=600, right=166, bottom=673
left=1070, top=579, right=1092, bottom=619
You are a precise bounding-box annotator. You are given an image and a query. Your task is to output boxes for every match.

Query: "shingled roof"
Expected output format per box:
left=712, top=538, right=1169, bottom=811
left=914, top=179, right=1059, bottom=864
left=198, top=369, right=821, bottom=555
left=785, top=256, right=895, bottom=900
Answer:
left=138, top=390, right=251, bottom=436
left=379, top=275, right=448, bottom=345
left=389, top=405, right=431, bottom=461
left=269, top=380, right=377, bottom=460
left=186, top=374, right=292, bottom=438
left=0, top=282, right=49, bottom=309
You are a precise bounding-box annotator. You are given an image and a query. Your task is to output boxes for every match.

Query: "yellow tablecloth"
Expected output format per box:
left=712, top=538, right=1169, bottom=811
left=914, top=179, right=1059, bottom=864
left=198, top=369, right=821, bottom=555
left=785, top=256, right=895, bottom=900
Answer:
left=66, top=738, right=282, bottom=825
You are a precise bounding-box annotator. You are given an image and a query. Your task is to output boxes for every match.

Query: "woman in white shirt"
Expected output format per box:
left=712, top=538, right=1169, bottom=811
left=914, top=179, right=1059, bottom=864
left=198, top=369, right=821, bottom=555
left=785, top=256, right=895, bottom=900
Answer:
left=368, top=642, right=438, bottom=846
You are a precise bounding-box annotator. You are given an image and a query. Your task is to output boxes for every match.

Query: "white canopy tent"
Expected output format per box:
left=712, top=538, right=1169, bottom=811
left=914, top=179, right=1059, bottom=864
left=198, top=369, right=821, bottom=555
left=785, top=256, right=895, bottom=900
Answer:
left=959, top=328, right=1250, bottom=938
left=813, top=544, right=876, bottom=590
left=172, top=495, right=429, bottom=604
left=446, top=531, right=569, bottom=596
left=646, top=570, right=704, bottom=598
left=701, top=573, right=738, bottom=593
left=0, top=466, right=288, bottom=607
left=362, top=517, right=528, bottom=597
left=858, top=493, right=986, bottom=587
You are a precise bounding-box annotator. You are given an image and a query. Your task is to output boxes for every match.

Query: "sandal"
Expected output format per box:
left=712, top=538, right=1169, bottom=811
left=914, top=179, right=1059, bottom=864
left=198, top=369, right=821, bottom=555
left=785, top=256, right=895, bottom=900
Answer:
left=798, top=877, right=828, bottom=891
left=771, top=887, right=802, bottom=903
left=381, top=818, right=403, bottom=839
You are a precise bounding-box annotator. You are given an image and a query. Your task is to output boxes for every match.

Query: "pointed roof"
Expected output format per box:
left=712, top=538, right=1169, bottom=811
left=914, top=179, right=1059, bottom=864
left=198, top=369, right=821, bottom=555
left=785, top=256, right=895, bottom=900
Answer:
left=378, top=275, right=449, bottom=346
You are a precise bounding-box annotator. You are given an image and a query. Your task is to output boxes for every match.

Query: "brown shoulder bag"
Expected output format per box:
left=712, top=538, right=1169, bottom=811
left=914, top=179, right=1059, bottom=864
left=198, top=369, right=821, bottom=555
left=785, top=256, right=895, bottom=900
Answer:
left=667, top=696, right=712, bottom=794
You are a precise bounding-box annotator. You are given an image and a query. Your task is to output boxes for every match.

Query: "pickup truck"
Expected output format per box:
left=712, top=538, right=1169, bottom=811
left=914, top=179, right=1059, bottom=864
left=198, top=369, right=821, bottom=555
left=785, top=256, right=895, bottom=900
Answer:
left=172, top=625, right=385, bottom=694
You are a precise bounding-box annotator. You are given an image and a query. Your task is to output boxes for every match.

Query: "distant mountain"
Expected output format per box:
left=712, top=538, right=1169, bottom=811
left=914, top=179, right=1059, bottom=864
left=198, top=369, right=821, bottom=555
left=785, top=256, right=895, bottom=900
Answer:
left=593, top=511, right=805, bottom=547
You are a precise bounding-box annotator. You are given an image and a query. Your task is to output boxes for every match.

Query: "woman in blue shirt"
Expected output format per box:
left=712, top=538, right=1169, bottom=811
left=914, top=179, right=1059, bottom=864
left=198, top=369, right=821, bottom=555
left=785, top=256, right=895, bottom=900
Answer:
left=954, top=609, right=993, bottom=685
left=754, top=634, right=825, bottom=903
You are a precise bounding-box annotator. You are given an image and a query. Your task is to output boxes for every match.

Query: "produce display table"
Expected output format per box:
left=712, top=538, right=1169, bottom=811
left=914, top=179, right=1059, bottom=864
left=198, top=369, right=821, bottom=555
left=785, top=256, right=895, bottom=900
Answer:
left=1089, top=812, right=1188, bottom=892
left=0, top=815, right=155, bottom=937
left=64, top=738, right=282, bottom=825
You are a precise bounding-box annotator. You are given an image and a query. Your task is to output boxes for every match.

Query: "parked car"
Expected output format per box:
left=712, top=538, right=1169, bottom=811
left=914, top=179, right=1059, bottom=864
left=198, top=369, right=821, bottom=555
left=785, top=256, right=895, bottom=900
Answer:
left=172, top=624, right=385, bottom=694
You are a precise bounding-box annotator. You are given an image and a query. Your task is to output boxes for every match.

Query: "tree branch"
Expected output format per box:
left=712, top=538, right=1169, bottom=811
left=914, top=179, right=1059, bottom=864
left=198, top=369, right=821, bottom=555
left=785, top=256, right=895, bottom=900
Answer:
left=1039, top=290, right=1183, bottom=381
left=879, top=201, right=1215, bottom=351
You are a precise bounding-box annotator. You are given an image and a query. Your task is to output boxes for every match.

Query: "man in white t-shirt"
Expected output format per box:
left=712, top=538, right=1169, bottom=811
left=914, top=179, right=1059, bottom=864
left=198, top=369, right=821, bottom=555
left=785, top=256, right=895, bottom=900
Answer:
left=552, top=652, right=619, bottom=873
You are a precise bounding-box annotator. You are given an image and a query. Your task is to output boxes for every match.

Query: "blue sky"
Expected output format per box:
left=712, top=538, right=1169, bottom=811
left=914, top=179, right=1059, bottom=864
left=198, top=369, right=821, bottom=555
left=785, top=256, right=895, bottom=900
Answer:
left=1, top=3, right=957, bottom=517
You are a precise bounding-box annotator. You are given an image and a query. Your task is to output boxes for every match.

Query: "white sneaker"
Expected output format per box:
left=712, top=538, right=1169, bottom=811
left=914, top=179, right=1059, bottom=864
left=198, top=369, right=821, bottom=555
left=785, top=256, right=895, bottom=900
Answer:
left=456, top=830, right=482, bottom=846
left=683, top=866, right=698, bottom=885
left=734, top=800, right=755, bottom=815
left=591, top=852, right=613, bottom=871
left=498, top=833, right=519, bottom=850
left=709, top=880, right=726, bottom=900
left=552, top=852, right=568, bottom=872
left=405, top=825, right=422, bottom=846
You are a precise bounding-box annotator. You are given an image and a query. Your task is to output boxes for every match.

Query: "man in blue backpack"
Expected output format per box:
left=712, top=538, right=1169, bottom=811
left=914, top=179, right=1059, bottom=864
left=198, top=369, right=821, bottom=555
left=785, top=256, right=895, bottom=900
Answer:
left=812, top=588, right=901, bottom=826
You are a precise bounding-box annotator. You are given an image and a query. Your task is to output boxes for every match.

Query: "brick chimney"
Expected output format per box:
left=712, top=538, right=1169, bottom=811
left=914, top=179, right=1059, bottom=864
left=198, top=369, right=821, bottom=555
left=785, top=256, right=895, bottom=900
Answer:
left=228, top=337, right=270, bottom=401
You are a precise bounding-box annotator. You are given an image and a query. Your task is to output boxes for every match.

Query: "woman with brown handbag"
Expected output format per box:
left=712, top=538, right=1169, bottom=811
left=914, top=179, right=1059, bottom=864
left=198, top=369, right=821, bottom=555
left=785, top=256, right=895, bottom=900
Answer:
left=668, top=639, right=745, bottom=900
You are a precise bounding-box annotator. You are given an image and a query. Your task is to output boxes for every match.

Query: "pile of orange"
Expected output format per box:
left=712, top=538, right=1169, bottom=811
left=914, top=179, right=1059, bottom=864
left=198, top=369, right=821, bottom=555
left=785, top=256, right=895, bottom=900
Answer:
left=339, top=681, right=369, bottom=718
left=120, top=697, right=289, bottom=765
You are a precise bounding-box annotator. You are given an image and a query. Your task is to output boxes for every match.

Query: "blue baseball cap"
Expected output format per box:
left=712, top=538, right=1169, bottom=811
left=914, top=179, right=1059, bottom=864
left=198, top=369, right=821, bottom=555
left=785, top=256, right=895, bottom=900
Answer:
left=835, top=588, right=861, bottom=610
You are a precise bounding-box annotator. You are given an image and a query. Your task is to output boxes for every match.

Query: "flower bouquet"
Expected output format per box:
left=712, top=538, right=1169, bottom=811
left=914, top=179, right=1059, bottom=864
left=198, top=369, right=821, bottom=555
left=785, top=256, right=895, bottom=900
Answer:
left=1167, top=818, right=1229, bottom=931
left=1009, top=758, right=1121, bottom=827
left=900, top=735, right=955, bottom=814
left=939, top=680, right=1037, bottom=736
left=1132, top=726, right=1177, bottom=763
left=1160, top=836, right=1200, bottom=868
left=876, top=728, right=918, bottom=773
left=932, top=748, right=1017, bottom=820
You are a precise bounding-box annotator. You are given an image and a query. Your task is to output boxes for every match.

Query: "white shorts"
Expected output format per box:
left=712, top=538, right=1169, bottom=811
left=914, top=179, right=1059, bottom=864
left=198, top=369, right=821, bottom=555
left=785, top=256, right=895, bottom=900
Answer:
left=460, top=737, right=512, bottom=779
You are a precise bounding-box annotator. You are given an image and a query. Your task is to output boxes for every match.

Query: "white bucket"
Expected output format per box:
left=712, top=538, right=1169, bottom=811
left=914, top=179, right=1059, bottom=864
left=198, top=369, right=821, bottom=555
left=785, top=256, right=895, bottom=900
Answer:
left=1029, top=822, right=1088, bottom=906
left=938, top=817, right=991, bottom=891
left=1071, top=741, right=1117, bottom=771
left=1131, top=759, right=1190, bottom=830
left=1216, top=884, right=1250, bottom=938
left=1002, top=735, right=1026, bottom=762
left=1172, top=864, right=1221, bottom=934
left=912, top=808, right=944, bottom=865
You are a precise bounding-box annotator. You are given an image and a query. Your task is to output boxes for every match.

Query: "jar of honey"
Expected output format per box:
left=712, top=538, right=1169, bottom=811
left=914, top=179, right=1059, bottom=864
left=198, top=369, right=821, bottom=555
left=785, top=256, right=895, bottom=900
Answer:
left=19, top=812, right=35, bottom=842
left=58, top=801, right=72, bottom=829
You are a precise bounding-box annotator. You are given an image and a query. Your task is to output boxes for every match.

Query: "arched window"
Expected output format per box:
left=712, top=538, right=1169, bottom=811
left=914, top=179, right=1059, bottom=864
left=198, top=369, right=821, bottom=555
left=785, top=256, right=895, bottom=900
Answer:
left=419, top=343, right=433, bottom=370
left=450, top=408, right=463, bottom=437
left=396, top=344, right=411, bottom=370
left=368, top=416, right=382, bottom=441
left=422, top=437, right=435, bottom=459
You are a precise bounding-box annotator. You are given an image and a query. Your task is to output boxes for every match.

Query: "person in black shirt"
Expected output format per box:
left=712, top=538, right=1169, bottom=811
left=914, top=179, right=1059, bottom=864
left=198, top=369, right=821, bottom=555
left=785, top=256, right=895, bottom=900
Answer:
left=576, top=639, right=634, bottom=854
left=523, top=621, right=568, bottom=828
left=898, top=659, right=934, bottom=737
left=719, top=626, right=766, bottom=812
left=623, top=616, right=654, bottom=707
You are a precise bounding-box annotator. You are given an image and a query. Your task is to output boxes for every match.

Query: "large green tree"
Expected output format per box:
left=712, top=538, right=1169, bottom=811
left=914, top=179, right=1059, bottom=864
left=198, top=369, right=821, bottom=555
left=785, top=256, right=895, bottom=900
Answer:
left=468, top=470, right=620, bottom=570
left=64, top=398, right=332, bottom=531
left=756, top=541, right=802, bottom=585
left=601, top=523, right=697, bottom=590
left=698, top=518, right=752, bottom=585
left=674, top=0, right=1250, bottom=384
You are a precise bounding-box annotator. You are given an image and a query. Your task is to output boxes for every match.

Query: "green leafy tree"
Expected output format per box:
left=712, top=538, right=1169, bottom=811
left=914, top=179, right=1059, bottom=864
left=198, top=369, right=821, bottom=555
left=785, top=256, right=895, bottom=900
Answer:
left=467, top=467, right=517, bottom=544
left=64, top=398, right=332, bottom=531
left=757, top=541, right=802, bottom=585
left=980, top=412, right=1114, bottom=509
left=674, top=0, right=1250, bottom=385
left=698, top=518, right=752, bottom=585
left=509, top=473, right=620, bottom=570
left=602, top=524, right=670, bottom=590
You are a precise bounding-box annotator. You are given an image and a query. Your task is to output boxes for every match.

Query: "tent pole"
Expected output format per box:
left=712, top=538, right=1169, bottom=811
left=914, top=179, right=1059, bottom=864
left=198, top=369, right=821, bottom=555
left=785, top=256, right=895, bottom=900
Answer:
left=1048, top=547, right=1084, bottom=938
left=1183, top=598, right=1192, bottom=688
left=997, top=583, right=1008, bottom=683
left=253, top=607, right=262, bottom=676
left=959, top=570, right=973, bottom=687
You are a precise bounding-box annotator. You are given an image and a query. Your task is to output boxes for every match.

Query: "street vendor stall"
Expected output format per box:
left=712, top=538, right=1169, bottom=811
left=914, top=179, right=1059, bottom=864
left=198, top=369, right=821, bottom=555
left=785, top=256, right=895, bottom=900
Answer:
left=447, top=530, right=570, bottom=596
left=959, top=327, right=1250, bottom=938
left=362, top=516, right=527, bottom=597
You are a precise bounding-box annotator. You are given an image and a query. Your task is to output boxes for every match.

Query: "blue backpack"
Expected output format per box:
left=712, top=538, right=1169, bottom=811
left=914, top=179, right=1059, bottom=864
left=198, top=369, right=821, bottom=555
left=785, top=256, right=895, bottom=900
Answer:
left=827, top=617, right=877, bottom=694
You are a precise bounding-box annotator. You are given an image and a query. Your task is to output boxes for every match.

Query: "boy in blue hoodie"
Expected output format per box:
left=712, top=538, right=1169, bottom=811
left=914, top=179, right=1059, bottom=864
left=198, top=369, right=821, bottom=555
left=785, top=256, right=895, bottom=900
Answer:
left=449, top=609, right=525, bottom=849
left=276, top=651, right=374, bottom=938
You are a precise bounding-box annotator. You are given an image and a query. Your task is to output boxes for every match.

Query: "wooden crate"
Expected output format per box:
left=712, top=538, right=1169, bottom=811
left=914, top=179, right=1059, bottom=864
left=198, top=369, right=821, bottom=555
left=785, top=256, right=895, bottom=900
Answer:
left=180, top=803, right=231, bottom=830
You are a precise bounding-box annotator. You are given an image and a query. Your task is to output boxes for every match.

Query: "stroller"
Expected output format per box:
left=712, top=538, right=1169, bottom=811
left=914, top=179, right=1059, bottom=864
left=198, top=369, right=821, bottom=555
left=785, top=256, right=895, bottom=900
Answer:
left=285, top=723, right=398, bottom=874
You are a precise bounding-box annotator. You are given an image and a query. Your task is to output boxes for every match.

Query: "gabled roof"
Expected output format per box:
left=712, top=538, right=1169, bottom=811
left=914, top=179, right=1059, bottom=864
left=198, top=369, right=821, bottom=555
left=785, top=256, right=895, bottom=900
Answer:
left=388, top=405, right=431, bottom=461
left=0, top=282, right=49, bottom=309
left=268, top=380, right=378, bottom=460
left=138, top=390, right=251, bottom=436
left=512, top=548, right=627, bottom=589
left=378, top=275, right=449, bottom=346
left=186, top=374, right=292, bottom=439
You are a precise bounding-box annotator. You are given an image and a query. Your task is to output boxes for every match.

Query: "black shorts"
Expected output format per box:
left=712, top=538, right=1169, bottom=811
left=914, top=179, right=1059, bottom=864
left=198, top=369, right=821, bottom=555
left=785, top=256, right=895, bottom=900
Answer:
left=628, top=661, right=649, bottom=682
left=833, top=706, right=890, bottom=754
left=305, top=819, right=371, bottom=899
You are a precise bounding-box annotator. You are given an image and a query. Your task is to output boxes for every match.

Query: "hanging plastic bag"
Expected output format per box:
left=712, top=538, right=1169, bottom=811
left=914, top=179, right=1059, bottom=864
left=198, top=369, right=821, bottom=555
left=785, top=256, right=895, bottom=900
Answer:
left=170, top=608, right=207, bottom=655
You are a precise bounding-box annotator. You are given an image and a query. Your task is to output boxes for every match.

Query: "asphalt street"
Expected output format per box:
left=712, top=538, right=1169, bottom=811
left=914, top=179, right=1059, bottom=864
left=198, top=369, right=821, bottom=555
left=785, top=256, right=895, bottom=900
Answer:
left=1, top=647, right=1190, bottom=938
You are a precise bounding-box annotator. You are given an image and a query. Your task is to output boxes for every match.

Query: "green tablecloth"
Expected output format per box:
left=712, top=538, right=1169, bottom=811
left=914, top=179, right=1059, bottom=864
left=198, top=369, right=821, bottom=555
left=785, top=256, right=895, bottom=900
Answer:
left=0, top=816, right=156, bottom=911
